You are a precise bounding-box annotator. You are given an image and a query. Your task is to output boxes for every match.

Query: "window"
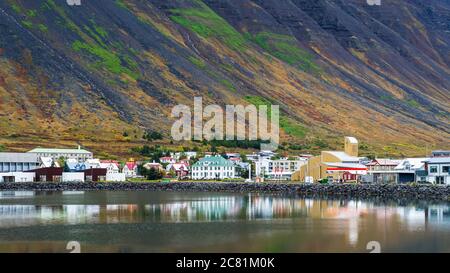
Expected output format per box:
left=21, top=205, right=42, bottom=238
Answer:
left=443, top=166, right=450, bottom=173
left=430, top=166, right=438, bottom=173
left=53, top=176, right=62, bottom=183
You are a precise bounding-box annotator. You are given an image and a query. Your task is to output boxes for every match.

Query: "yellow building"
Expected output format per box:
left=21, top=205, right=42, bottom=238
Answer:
left=292, top=137, right=367, bottom=182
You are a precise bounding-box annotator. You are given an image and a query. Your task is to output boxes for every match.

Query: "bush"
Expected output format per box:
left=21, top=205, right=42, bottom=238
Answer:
left=319, top=178, right=329, bottom=184
left=143, top=130, right=163, bottom=141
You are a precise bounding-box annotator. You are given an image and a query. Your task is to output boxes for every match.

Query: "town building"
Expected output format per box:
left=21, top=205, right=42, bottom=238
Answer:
left=123, top=162, right=138, bottom=178
left=166, top=162, right=190, bottom=179
left=417, top=157, right=450, bottom=185
left=65, top=159, right=88, bottom=172
left=0, top=172, right=35, bottom=183
left=393, top=158, right=428, bottom=183
left=84, top=158, right=102, bottom=169
left=0, top=152, right=40, bottom=172
left=143, top=161, right=164, bottom=172
left=26, top=167, right=64, bottom=182
left=365, top=159, right=402, bottom=183
left=100, top=160, right=120, bottom=174
left=255, top=157, right=306, bottom=180
left=292, top=137, right=367, bottom=183
left=431, top=150, right=450, bottom=158
left=160, top=157, right=176, bottom=164
left=83, top=168, right=107, bottom=182
left=39, top=157, right=60, bottom=168
left=28, top=146, right=93, bottom=161
left=191, top=155, right=236, bottom=180
left=171, top=151, right=197, bottom=160
left=246, top=150, right=277, bottom=162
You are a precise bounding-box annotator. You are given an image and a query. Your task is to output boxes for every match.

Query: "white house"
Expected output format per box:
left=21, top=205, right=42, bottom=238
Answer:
left=394, top=158, right=429, bottom=183
left=160, top=157, right=176, bottom=164
left=191, top=156, right=235, bottom=180
left=255, top=157, right=306, bottom=180
left=419, top=157, right=450, bottom=185
left=246, top=150, right=277, bottom=162
left=123, top=162, right=137, bottom=178
left=100, top=160, right=120, bottom=174
left=85, top=158, right=101, bottom=169
left=171, top=151, right=197, bottom=160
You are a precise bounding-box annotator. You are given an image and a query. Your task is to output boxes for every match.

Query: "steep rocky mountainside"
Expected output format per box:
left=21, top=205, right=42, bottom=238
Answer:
left=0, top=0, right=449, bottom=156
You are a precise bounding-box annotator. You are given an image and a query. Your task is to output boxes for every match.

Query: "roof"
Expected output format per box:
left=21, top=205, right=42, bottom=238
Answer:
left=366, top=159, right=401, bottom=166
left=323, top=151, right=360, bottom=162
left=66, top=162, right=86, bottom=171
left=28, top=148, right=92, bottom=154
left=345, top=137, right=358, bottom=144
left=394, top=158, right=429, bottom=171
left=192, top=156, right=234, bottom=167
left=125, top=162, right=137, bottom=170
left=40, top=157, right=60, bottom=168
left=100, top=160, right=119, bottom=165
left=100, top=162, right=120, bottom=169
left=169, top=163, right=189, bottom=171
left=424, top=157, right=450, bottom=164
left=0, top=153, right=39, bottom=163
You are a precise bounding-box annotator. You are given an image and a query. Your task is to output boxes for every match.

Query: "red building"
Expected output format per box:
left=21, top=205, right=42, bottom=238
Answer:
left=83, top=168, right=107, bottom=182
left=26, top=167, right=63, bottom=182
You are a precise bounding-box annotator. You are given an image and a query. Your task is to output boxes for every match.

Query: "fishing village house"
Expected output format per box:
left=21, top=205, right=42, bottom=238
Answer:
left=123, top=162, right=138, bottom=178
left=143, top=161, right=164, bottom=172
left=365, top=159, right=402, bottom=183
left=255, top=157, right=306, bottom=181
left=159, top=157, right=176, bottom=164
left=99, top=160, right=120, bottom=174
left=392, top=158, right=429, bottom=183
left=171, top=151, right=197, bottom=160
left=191, top=155, right=236, bottom=180
left=417, top=157, right=450, bottom=185
left=166, top=162, right=190, bottom=179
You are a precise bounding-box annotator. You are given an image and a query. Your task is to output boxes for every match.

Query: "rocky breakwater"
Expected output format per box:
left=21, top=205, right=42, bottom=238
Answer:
left=0, top=182, right=449, bottom=201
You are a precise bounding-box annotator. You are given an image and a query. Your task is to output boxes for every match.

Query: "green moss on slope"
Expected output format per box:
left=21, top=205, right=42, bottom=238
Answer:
left=169, top=5, right=247, bottom=51
left=72, top=41, right=139, bottom=79
left=247, top=32, right=322, bottom=75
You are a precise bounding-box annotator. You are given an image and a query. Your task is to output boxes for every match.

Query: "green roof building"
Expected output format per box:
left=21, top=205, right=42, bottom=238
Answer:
left=191, top=155, right=236, bottom=180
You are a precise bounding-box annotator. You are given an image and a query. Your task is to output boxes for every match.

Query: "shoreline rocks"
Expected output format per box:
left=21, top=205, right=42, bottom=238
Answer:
left=0, top=182, right=449, bottom=202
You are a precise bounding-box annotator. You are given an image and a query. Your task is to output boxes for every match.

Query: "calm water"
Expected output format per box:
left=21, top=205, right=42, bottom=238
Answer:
left=0, top=190, right=449, bottom=253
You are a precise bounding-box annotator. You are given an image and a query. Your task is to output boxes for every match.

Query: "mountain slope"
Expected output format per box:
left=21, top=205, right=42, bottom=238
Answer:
left=0, top=0, right=449, bottom=157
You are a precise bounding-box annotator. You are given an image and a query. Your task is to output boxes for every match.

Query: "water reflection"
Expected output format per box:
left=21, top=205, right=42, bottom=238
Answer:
left=1, top=192, right=450, bottom=232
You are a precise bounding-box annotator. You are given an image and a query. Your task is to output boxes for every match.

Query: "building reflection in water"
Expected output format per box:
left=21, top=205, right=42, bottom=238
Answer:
left=1, top=192, right=450, bottom=246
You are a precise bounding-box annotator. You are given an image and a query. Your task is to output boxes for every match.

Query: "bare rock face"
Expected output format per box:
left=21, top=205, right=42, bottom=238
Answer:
left=0, top=0, right=448, bottom=155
